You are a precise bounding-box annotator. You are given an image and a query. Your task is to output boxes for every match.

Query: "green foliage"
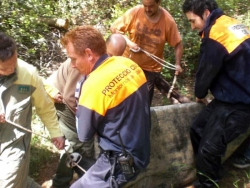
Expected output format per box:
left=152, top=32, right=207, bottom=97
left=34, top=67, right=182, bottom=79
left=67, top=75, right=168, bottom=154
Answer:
left=234, top=10, right=250, bottom=28
left=1, top=1, right=51, bottom=63
left=244, top=169, right=250, bottom=184
left=230, top=171, right=241, bottom=188
left=0, top=0, right=78, bottom=70
left=30, top=135, right=53, bottom=178
left=197, top=171, right=220, bottom=187
left=0, top=0, right=249, bottom=79
left=243, top=171, right=250, bottom=188
left=30, top=113, right=60, bottom=180
left=160, top=0, right=200, bottom=80
left=81, top=0, right=141, bottom=39
left=217, top=0, right=250, bottom=16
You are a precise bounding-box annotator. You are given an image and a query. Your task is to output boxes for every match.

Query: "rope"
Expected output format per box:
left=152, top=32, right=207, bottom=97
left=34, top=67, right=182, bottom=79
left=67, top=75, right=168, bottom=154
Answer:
left=5, top=119, right=86, bottom=173
left=6, top=119, right=49, bottom=139
left=130, top=48, right=177, bottom=99
left=130, top=48, right=177, bottom=70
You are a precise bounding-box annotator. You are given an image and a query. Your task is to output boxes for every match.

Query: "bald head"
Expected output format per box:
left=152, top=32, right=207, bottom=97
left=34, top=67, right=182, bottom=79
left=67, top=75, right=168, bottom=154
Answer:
left=106, top=34, right=126, bottom=56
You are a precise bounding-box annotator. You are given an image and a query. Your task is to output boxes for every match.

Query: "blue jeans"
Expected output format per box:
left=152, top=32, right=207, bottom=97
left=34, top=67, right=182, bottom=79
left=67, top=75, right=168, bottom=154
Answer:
left=70, top=153, right=140, bottom=188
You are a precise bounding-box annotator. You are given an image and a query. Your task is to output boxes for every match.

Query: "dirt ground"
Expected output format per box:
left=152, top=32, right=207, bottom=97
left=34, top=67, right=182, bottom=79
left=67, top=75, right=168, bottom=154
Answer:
left=37, top=153, right=59, bottom=186
left=36, top=140, right=250, bottom=188
left=35, top=88, right=250, bottom=188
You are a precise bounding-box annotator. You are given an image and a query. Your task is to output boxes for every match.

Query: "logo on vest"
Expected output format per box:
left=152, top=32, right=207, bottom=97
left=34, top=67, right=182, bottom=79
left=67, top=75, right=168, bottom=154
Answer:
left=18, top=85, right=30, bottom=94
left=228, top=24, right=250, bottom=39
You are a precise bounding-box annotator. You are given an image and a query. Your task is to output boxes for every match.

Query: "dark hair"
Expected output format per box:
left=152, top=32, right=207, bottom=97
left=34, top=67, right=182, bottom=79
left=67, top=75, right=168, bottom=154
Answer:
left=182, top=0, right=218, bottom=19
left=61, top=25, right=106, bottom=56
left=0, top=32, right=17, bottom=62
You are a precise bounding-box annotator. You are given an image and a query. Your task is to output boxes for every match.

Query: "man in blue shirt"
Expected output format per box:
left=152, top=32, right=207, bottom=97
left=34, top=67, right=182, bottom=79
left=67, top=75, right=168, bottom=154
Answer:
left=182, top=0, right=250, bottom=187
left=60, top=26, right=151, bottom=188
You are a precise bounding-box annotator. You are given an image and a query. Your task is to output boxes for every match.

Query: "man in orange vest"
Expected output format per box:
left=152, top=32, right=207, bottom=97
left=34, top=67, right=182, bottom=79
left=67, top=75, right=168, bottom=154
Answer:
left=182, top=0, right=250, bottom=187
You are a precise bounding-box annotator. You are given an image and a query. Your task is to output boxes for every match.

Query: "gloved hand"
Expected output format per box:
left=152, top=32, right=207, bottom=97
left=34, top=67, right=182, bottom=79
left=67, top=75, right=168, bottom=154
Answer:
left=66, top=152, right=82, bottom=168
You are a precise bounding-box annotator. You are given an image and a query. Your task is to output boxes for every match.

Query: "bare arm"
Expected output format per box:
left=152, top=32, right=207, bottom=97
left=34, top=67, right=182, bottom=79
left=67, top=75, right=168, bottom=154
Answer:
left=174, top=41, right=183, bottom=75
left=110, top=27, right=139, bottom=50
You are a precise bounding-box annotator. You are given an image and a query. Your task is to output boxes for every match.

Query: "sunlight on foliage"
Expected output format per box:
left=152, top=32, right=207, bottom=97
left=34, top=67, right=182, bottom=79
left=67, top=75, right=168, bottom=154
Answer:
left=1, top=0, right=248, bottom=80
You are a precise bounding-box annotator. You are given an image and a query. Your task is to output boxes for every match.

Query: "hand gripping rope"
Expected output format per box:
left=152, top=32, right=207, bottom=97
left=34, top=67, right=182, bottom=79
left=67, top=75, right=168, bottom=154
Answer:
left=130, top=48, right=178, bottom=98
left=4, top=119, right=86, bottom=173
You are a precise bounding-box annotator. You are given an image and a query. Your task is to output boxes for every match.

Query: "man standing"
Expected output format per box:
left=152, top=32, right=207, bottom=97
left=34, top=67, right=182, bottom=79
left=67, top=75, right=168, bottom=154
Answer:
left=60, top=25, right=151, bottom=188
left=42, top=33, right=128, bottom=188
left=110, top=0, right=187, bottom=104
left=44, top=58, right=95, bottom=188
left=182, top=0, right=250, bottom=187
left=0, top=32, right=65, bottom=188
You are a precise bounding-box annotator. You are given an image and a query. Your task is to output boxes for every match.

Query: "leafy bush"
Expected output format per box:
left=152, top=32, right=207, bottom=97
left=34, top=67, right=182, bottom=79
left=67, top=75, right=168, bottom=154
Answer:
left=0, top=0, right=73, bottom=72
left=0, top=0, right=249, bottom=78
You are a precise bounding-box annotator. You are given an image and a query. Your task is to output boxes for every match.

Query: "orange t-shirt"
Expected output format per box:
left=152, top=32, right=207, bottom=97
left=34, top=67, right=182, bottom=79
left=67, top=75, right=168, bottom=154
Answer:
left=111, top=5, right=181, bottom=72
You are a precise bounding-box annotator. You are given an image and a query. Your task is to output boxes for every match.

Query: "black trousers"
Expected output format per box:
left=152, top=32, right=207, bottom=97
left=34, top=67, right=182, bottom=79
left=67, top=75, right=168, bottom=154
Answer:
left=143, top=70, right=189, bottom=104
left=191, top=99, right=250, bottom=187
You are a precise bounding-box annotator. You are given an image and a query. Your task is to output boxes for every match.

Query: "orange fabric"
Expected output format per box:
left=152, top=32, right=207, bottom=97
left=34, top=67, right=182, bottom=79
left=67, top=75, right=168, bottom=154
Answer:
left=209, top=15, right=250, bottom=53
left=112, top=5, right=181, bottom=72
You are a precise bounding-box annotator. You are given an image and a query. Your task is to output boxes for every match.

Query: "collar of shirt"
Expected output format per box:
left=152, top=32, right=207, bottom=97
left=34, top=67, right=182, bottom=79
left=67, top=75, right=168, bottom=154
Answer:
left=0, top=71, right=16, bottom=85
left=92, top=54, right=109, bottom=72
left=199, top=8, right=224, bottom=36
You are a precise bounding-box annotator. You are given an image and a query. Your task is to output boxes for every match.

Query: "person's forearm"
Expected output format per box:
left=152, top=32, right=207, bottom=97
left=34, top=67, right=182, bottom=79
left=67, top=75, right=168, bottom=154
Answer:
left=110, top=28, right=138, bottom=50
left=174, top=41, right=183, bottom=66
left=174, top=41, right=183, bottom=74
left=122, top=35, right=135, bottom=48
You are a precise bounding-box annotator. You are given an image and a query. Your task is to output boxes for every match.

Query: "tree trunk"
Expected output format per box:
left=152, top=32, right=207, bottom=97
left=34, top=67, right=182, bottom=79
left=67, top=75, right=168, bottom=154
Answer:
left=38, top=18, right=69, bottom=30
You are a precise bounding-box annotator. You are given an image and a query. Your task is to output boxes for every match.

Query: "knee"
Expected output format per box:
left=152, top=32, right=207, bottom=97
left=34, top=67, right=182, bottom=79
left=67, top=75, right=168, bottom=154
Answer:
left=196, top=141, right=225, bottom=170
left=200, top=140, right=226, bottom=158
